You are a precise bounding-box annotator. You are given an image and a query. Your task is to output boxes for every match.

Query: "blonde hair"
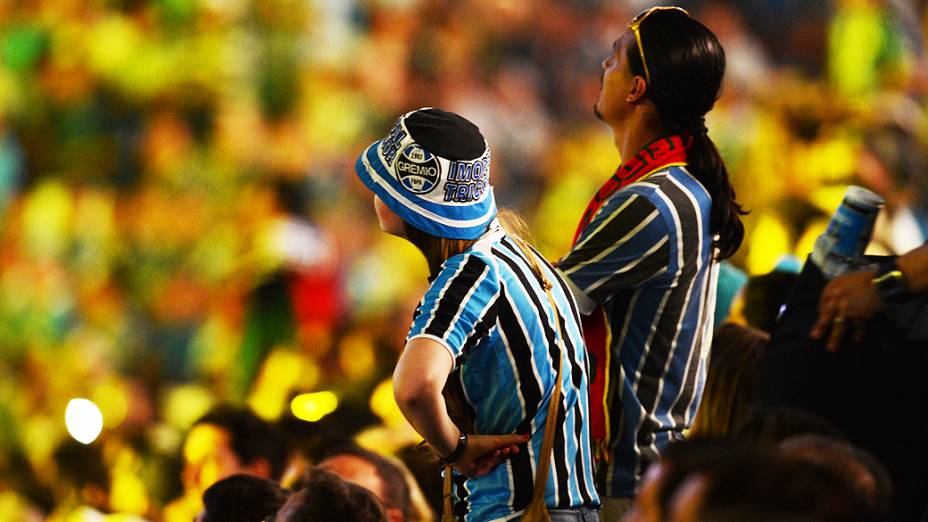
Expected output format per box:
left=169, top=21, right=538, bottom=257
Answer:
left=497, top=208, right=533, bottom=244
left=402, top=208, right=532, bottom=278
left=690, top=323, right=769, bottom=438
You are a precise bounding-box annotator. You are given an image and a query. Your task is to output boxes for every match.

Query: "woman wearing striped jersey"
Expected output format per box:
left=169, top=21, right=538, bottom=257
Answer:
left=355, top=108, right=600, bottom=521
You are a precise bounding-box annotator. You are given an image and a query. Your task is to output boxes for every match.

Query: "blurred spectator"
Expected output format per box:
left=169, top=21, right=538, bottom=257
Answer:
left=196, top=474, right=290, bottom=522
left=164, top=406, right=288, bottom=522
left=665, top=450, right=869, bottom=522
left=690, top=323, right=769, bottom=438
left=623, top=438, right=761, bottom=522
left=732, top=406, right=846, bottom=445
left=714, top=261, right=749, bottom=326
left=277, top=466, right=387, bottom=522
left=779, top=435, right=893, bottom=521
left=812, top=243, right=928, bottom=350
left=860, top=122, right=928, bottom=251
left=317, top=443, right=416, bottom=522
left=739, top=269, right=799, bottom=334
left=761, top=252, right=928, bottom=520
left=236, top=179, right=343, bottom=399
left=49, top=440, right=110, bottom=518
left=624, top=438, right=871, bottom=522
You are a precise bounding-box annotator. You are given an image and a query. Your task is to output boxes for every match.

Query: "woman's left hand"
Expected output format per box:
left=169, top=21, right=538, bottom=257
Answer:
left=452, top=433, right=531, bottom=478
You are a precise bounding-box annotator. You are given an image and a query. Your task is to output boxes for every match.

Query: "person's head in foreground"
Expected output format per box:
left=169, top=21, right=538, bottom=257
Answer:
left=276, top=466, right=386, bottom=522
left=313, top=443, right=413, bottom=522
left=779, top=435, right=892, bottom=521
left=196, top=474, right=289, bottom=522
left=624, top=438, right=875, bottom=522
left=623, top=438, right=759, bottom=522
left=665, top=452, right=872, bottom=522
left=597, top=5, right=744, bottom=260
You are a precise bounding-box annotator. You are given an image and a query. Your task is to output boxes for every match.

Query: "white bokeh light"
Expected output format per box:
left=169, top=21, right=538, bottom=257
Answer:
left=65, top=398, right=103, bottom=445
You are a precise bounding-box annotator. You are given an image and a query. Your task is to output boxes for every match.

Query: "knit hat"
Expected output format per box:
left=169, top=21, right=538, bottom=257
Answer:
left=355, top=108, right=496, bottom=240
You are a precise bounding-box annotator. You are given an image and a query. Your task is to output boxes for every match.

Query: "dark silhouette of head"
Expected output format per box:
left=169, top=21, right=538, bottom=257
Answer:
left=732, top=406, right=845, bottom=445
left=671, top=452, right=872, bottom=522
left=198, top=474, right=289, bottom=522
left=276, top=467, right=386, bottom=522
left=742, top=270, right=799, bottom=334
left=644, top=439, right=873, bottom=522
left=626, top=8, right=745, bottom=260
left=318, top=444, right=410, bottom=521
left=645, top=438, right=761, bottom=520
left=779, top=435, right=893, bottom=521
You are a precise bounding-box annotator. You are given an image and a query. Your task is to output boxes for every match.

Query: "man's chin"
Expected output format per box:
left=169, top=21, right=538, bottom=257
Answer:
left=593, top=104, right=604, bottom=122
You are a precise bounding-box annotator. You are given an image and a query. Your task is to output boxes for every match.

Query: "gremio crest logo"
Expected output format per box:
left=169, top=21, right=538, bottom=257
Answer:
left=395, top=144, right=440, bottom=194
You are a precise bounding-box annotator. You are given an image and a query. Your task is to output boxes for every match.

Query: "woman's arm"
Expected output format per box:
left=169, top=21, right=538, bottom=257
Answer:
left=393, top=337, right=460, bottom=457
left=393, top=337, right=528, bottom=477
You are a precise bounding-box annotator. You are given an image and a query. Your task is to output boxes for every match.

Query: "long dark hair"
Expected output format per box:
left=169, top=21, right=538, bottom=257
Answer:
left=627, top=9, right=746, bottom=260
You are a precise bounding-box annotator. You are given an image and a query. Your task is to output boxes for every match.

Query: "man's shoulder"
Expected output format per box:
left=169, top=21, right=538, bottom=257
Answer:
left=598, top=176, right=665, bottom=216
left=641, top=166, right=709, bottom=197
left=623, top=166, right=710, bottom=209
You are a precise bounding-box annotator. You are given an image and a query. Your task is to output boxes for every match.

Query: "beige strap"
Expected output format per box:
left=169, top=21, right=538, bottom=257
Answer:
left=521, top=285, right=563, bottom=522
left=442, top=239, right=564, bottom=522
left=442, top=465, right=455, bottom=522
left=513, top=239, right=564, bottom=522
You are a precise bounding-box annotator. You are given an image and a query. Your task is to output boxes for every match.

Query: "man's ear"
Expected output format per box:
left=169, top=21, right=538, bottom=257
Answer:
left=627, top=75, right=648, bottom=103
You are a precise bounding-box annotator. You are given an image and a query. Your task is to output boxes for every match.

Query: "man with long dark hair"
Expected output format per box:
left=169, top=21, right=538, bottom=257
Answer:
left=556, top=6, right=745, bottom=519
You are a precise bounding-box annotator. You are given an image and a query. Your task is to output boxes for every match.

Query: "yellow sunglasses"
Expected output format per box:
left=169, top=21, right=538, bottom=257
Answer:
left=627, top=6, right=690, bottom=83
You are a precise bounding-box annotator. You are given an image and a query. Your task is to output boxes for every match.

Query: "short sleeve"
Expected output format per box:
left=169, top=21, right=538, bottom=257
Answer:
left=407, top=253, right=499, bottom=363
left=558, top=191, right=670, bottom=305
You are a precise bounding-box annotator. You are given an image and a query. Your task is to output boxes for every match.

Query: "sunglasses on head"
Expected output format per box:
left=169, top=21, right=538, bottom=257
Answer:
left=627, top=5, right=690, bottom=83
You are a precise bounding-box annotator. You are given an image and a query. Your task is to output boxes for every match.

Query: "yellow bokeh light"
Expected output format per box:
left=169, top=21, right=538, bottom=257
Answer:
left=795, top=219, right=829, bottom=261
left=247, top=348, right=317, bottom=421
left=161, top=384, right=215, bottom=430
left=92, top=383, right=128, bottom=429
left=290, top=391, right=338, bottom=423
left=65, top=398, right=103, bottom=445
left=746, top=213, right=791, bottom=275
left=369, top=378, right=405, bottom=428
left=337, top=332, right=375, bottom=381
left=22, top=180, right=73, bottom=260
left=108, top=449, right=150, bottom=515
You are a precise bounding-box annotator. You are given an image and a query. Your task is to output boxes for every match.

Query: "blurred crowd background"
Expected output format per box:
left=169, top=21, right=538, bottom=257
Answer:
left=0, top=0, right=926, bottom=520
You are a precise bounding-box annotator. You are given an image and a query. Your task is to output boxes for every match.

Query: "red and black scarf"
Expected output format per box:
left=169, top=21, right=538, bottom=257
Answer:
left=573, top=135, right=690, bottom=450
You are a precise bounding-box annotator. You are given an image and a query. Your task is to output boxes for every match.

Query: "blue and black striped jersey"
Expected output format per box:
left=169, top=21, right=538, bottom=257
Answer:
left=408, top=223, right=600, bottom=521
left=559, top=166, right=718, bottom=498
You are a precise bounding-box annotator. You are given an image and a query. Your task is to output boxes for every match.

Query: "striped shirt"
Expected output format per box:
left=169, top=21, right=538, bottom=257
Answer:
left=407, top=223, right=600, bottom=521
left=558, top=166, right=718, bottom=498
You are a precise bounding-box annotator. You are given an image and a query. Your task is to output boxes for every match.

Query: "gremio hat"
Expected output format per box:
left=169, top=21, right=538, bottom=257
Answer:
left=355, top=108, right=496, bottom=240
